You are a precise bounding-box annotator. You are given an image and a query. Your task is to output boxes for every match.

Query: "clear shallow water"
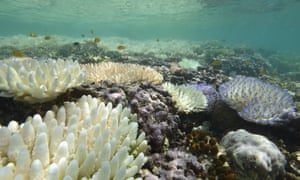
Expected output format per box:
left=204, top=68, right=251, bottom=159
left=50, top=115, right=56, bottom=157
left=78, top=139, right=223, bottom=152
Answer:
left=0, top=0, right=300, bottom=53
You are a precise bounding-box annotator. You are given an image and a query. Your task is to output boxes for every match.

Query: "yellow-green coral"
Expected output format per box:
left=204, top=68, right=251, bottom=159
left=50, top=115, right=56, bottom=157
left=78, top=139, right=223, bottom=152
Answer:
left=162, top=82, right=207, bottom=113
left=83, top=62, right=163, bottom=85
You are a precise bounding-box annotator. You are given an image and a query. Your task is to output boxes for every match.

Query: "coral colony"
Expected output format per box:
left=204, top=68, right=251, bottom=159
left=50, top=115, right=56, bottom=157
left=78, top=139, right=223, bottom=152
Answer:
left=221, top=129, right=286, bottom=180
left=0, top=58, right=86, bottom=103
left=162, top=82, right=208, bottom=113
left=218, top=76, right=296, bottom=125
left=0, top=95, right=147, bottom=179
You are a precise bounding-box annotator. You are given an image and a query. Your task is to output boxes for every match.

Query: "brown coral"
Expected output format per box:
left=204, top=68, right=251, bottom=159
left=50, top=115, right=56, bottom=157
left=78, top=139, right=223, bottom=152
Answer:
left=83, top=62, right=163, bottom=84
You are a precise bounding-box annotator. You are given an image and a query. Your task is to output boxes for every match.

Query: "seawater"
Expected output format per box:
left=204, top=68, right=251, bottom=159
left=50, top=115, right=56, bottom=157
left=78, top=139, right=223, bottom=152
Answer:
left=0, top=0, right=300, bottom=54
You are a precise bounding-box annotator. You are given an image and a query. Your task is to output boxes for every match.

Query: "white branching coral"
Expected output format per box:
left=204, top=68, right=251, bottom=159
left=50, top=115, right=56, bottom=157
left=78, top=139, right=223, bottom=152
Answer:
left=0, top=95, right=148, bottom=179
left=162, top=82, right=208, bottom=113
left=0, top=58, right=86, bottom=103
left=83, top=62, right=163, bottom=85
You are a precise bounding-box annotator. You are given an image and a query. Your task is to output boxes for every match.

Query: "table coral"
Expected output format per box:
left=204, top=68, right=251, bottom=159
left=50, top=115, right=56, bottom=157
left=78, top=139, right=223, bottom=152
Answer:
left=83, top=62, right=163, bottom=85
left=218, top=76, right=296, bottom=125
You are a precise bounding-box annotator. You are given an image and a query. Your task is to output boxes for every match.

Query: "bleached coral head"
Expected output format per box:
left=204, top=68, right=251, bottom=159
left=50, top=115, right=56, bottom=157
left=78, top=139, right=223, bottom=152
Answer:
left=218, top=76, right=296, bottom=125
left=221, top=129, right=286, bottom=180
left=162, top=82, right=208, bottom=113
left=0, top=58, right=86, bottom=103
left=0, top=95, right=148, bottom=179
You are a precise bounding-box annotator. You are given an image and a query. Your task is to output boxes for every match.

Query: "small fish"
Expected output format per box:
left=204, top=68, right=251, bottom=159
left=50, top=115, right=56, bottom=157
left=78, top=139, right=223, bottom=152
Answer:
left=259, top=68, right=266, bottom=75
left=73, top=42, right=80, bottom=46
left=44, top=36, right=51, bottom=40
left=211, top=60, right=222, bottom=66
left=243, top=60, right=251, bottom=65
left=11, top=50, right=26, bottom=57
left=169, top=62, right=181, bottom=73
left=29, top=32, right=38, bottom=37
left=271, top=72, right=280, bottom=78
left=117, top=45, right=126, bottom=50
left=94, top=37, right=101, bottom=43
left=90, top=29, right=94, bottom=34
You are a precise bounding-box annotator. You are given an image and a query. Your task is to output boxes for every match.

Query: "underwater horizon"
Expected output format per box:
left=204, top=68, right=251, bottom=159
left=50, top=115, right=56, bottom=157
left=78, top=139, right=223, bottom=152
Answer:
left=1, top=0, right=300, bottom=54
left=0, top=1, right=300, bottom=179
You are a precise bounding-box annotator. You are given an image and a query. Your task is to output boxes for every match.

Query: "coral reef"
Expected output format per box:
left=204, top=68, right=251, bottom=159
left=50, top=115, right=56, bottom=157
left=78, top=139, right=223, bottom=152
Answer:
left=0, top=58, right=86, bottom=103
left=186, top=129, right=237, bottom=180
left=126, top=83, right=179, bottom=153
left=178, top=58, right=202, bottom=70
left=83, top=62, right=163, bottom=85
left=0, top=95, right=147, bottom=179
left=221, top=129, right=286, bottom=180
left=162, top=82, right=208, bottom=113
left=191, top=83, right=218, bottom=111
left=143, top=150, right=204, bottom=180
left=218, top=76, right=296, bottom=125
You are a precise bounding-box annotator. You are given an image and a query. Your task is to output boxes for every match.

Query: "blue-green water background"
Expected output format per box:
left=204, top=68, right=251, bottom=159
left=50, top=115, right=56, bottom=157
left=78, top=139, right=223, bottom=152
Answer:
left=1, top=0, right=300, bottom=54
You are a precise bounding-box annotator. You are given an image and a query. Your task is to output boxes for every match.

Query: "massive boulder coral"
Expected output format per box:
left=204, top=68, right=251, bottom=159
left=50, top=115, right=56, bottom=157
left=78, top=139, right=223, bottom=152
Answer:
left=0, top=58, right=86, bottom=103
left=83, top=62, right=163, bottom=85
left=0, top=95, right=147, bottom=179
left=221, top=129, right=286, bottom=180
left=218, top=76, right=296, bottom=125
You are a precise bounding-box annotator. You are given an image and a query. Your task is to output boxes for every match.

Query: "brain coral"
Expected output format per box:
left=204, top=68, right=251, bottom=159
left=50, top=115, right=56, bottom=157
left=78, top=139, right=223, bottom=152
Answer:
left=218, top=76, right=296, bottom=125
left=83, top=62, right=163, bottom=84
left=0, top=58, right=86, bottom=103
left=0, top=95, right=147, bottom=179
left=162, top=82, right=207, bottom=113
left=221, top=129, right=286, bottom=180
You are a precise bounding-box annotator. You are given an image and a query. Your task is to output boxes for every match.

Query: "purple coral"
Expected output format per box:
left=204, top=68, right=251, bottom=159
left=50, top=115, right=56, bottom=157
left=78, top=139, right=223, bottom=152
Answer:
left=191, top=83, right=218, bottom=111
left=218, top=76, right=296, bottom=125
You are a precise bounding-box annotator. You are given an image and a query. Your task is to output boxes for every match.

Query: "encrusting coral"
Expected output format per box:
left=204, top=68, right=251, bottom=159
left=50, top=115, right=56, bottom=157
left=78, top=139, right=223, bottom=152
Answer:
left=218, top=76, right=296, bottom=125
left=0, top=58, right=86, bottom=103
left=83, top=62, right=163, bottom=85
left=162, top=82, right=208, bottom=113
left=0, top=95, right=148, bottom=179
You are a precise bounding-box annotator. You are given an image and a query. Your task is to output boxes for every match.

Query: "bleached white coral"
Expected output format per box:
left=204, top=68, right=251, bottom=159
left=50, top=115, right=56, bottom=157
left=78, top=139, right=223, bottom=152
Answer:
left=221, top=129, right=286, bottom=180
left=162, top=82, right=207, bottom=113
left=0, top=58, right=86, bottom=103
left=0, top=95, right=148, bottom=179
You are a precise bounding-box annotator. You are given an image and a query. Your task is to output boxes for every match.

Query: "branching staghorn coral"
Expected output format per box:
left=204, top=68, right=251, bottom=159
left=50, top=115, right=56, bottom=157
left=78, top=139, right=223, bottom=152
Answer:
left=83, top=62, right=163, bottom=84
left=0, top=58, right=86, bottom=103
left=162, top=82, right=207, bottom=113
left=218, top=76, right=296, bottom=125
left=0, top=95, right=148, bottom=179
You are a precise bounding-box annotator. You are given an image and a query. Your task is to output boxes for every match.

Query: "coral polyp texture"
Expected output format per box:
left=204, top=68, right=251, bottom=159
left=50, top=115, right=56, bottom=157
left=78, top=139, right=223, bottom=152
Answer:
left=218, top=76, right=296, bottom=125
left=162, top=82, right=207, bottom=113
left=83, top=62, right=163, bottom=85
left=0, top=58, right=86, bottom=103
left=0, top=95, right=148, bottom=179
left=221, top=129, right=286, bottom=180
left=191, top=83, right=218, bottom=111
